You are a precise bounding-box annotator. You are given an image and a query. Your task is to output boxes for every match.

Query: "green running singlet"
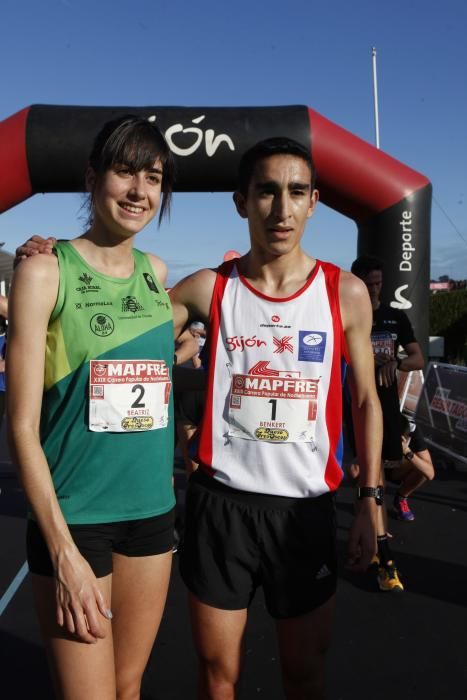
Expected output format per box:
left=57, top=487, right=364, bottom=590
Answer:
left=40, top=242, right=175, bottom=524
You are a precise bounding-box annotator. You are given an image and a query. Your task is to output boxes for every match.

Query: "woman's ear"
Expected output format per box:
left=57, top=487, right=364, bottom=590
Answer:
left=85, top=166, right=96, bottom=193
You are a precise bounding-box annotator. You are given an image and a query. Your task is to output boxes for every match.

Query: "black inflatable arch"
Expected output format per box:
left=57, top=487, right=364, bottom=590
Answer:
left=0, top=105, right=431, bottom=351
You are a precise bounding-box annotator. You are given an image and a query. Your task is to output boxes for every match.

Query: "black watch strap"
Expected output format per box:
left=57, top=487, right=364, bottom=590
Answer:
left=357, top=486, right=384, bottom=505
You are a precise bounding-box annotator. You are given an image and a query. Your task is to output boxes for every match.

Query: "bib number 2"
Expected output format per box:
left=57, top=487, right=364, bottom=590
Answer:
left=89, top=359, right=172, bottom=433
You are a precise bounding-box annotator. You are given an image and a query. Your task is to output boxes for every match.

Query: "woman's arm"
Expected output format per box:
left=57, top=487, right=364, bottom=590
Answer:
left=7, top=255, right=111, bottom=643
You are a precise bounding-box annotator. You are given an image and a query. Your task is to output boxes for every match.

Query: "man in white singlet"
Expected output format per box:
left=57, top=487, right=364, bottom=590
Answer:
left=170, top=137, right=382, bottom=700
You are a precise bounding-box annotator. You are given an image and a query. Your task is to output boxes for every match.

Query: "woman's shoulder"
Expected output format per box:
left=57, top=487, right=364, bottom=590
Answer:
left=143, top=252, right=168, bottom=287
left=13, top=250, right=59, bottom=284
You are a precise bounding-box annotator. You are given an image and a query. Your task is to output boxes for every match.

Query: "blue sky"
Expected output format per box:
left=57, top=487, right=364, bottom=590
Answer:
left=1, top=0, right=466, bottom=285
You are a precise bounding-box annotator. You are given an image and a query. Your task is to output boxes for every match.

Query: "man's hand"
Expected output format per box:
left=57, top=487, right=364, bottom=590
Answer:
left=377, top=358, right=398, bottom=387
left=401, top=434, right=412, bottom=457
left=14, top=235, right=57, bottom=267
left=346, top=500, right=378, bottom=573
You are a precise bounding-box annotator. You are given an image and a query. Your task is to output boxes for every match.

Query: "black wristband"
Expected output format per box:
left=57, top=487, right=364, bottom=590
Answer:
left=357, top=486, right=384, bottom=506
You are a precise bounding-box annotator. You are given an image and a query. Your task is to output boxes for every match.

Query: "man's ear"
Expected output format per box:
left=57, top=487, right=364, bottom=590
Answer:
left=233, top=191, right=248, bottom=219
left=85, top=166, right=96, bottom=193
left=307, top=188, right=320, bottom=219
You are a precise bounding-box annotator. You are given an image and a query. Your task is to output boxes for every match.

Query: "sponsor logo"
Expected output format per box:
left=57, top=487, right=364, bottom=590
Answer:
left=233, top=373, right=319, bottom=398
left=147, top=113, right=235, bottom=158
left=273, top=336, right=294, bottom=354
left=121, top=416, right=154, bottom=431
left=225, top=335, right=267, bottom=352
left=122, top=296, right=144, bottom=313
left=260, top=314, right=291, bottom=329
left=76, top=271, right=101, bottom=294
left=75, top=303, right=82, bottom=309
left=254, top=427, right=289, bottom=441
left=248, top=361, right=300, bottom=378
left=94, top=363, right=107, bottom=376
left=390, top=284, right=412, bottom=310
left=154, top=299, right=170, bottom=310
left=399, top=210, right=415, bottom=272
left=90, top=314, right=114, bottom=337
left=85, top=301, right=112, bottom=308
left=143, top=272, right=159, bottom=293
left=79, top=273, right=92, bottom=285
left=315, top=564, right=331, bottom=580
left=298, top=331, right=327, bottom=362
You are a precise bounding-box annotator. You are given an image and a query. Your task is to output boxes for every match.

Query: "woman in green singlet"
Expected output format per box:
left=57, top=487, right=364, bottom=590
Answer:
left=7, top=116, right=177, bottom=700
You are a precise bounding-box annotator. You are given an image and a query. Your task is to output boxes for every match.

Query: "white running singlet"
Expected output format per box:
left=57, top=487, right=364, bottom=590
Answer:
left=198, top=259, right=349, bottom=497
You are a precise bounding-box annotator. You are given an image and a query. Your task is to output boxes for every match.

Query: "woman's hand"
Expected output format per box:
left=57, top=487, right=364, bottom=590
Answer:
left=55, top=546, right=112, bottom=644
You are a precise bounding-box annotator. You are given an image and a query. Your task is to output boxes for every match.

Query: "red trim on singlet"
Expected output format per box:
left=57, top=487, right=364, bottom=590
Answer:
left=197, top=260, right=235, bottom=476
left=237, top=259, right=320, bottom=302
left=322, top=262, right=346, bottom=490
left=0, top=108, right=32, bottom=212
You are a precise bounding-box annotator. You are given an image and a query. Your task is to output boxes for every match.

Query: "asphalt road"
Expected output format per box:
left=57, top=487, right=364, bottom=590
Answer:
left=1, top=426, right=466, bottom=699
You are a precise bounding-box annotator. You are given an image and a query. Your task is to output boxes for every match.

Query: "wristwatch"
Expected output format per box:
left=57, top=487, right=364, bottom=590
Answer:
left=404, top=450, right=414, bottom=461
left=357, top=486, right=384, bottom=505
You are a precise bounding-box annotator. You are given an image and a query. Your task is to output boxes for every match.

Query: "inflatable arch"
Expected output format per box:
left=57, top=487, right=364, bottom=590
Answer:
left=0, top=105, right=431, bottom=351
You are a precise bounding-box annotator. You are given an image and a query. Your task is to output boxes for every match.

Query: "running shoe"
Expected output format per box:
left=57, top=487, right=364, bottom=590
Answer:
left=377, top=563, right=404, bottom=592
left=393, top=495, right=415, bottom=521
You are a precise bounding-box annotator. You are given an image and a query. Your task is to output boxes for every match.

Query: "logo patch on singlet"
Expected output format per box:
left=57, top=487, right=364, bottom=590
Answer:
left=143, top=272, right=159, bottom=293
left=76, top=272, right=101, bottom=294
left=273, top=336, right=294, bottom=354
left=90, top=314, right=115, bottom=337
left=298, top=331, right=327, bottom=362
left=122, top=296, right=144, bottom=313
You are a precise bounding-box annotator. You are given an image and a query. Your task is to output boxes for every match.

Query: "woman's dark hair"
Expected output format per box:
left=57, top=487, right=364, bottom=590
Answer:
left=236, top=137, right=316, bottom=196
left=87, top=115, right=175, bottom=225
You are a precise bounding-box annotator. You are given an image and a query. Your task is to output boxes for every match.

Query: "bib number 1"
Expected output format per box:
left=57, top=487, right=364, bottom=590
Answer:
left=228, top=373, right=319, bottom=443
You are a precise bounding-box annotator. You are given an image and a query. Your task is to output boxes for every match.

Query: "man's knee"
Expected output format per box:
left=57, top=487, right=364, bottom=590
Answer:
left=198, top=656, right=240, bottom=700
left=115, top=669, right=142, bottom=700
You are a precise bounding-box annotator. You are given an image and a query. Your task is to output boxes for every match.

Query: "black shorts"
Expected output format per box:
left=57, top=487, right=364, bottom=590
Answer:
left=175, top=389, right=204, bottom=426
left=27, top=508, right=175, bottom=578
left=179, top=470, right=337, bottom=619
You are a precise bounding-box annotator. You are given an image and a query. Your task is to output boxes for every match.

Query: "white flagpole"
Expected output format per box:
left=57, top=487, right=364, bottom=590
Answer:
left=372, top=47, right=380, bottom=149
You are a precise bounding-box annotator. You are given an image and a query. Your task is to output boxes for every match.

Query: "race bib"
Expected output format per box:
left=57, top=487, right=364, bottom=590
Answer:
left=371, top=331, right=395, bottom=357
left=228, top=372, right=319, bottom=443
left=89, top=359, right=171, bottom=433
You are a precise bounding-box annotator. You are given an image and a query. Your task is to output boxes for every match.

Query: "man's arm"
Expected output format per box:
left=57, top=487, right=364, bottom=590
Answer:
left=169, top=268, right=216, bottom=339
left=175, top=329, right=200, bottom=365
left=340, top=271, right=382, bottom=570
left=0, top=294, right=8, bottom=319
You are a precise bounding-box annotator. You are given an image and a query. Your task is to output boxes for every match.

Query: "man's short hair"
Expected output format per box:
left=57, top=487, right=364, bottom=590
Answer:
left=351, top=255, right=383, bottom=280
left=237, top=137, right=316, bottom=196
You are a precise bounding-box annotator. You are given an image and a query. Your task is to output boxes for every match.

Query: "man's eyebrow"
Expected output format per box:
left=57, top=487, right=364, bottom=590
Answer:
left=254, top=180, right=311, bottom=190
left=288, top=181, right=312, bottom=190
left=147, top=166, right=163, bottom=174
